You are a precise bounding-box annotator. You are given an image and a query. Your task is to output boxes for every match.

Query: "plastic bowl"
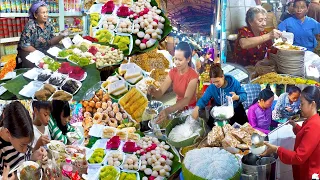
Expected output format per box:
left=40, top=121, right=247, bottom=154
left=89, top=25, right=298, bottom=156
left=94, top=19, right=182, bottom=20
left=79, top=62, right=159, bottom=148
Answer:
left=17, top=161, right=43, bottom=180
left=250, top=145, right=266, bottom=155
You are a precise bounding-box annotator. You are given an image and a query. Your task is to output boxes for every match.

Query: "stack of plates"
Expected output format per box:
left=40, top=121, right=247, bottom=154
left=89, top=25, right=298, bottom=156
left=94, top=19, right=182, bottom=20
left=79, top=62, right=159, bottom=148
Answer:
left=276, top=50, right=305, bottom=76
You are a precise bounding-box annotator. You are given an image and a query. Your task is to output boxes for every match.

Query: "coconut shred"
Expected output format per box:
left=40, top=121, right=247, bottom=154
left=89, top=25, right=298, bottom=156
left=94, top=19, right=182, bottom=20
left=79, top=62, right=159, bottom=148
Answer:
left=168, top=117, right=201, bottom=142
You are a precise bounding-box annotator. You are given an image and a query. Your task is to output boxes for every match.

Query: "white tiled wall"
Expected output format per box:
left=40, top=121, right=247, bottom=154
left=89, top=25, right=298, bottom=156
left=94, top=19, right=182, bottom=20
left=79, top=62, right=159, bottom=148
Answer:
left=226, top=0, right=258, bottom=34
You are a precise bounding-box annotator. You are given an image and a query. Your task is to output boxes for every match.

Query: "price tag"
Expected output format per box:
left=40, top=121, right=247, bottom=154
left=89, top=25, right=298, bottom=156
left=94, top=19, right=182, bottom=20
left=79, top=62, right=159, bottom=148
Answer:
left=72, top=34, right=83, bottom=45
left=62, top=37, right=73, bottom=49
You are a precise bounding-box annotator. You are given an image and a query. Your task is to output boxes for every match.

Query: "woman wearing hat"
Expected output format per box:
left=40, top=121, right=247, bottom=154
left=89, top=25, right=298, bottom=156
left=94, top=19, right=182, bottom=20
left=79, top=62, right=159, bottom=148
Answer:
left=16, top=1, right=68, bottom=68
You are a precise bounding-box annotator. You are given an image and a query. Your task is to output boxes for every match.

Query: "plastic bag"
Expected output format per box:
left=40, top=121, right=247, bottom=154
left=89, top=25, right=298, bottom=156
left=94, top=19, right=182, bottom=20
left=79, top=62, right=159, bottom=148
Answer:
left=210, top=96, right=234, bottom=120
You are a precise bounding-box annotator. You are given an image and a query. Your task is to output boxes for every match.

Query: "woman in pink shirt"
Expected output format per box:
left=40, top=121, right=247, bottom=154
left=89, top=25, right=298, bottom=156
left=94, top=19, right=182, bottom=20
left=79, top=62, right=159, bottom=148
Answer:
left=148, top=42, right=199, bottom=123
left=247, top=88, right=278, bottom=134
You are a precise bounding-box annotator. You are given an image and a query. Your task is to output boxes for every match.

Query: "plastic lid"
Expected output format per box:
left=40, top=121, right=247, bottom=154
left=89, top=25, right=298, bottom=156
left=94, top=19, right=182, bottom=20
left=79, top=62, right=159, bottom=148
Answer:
left=65, top=157, right=71, bottom=163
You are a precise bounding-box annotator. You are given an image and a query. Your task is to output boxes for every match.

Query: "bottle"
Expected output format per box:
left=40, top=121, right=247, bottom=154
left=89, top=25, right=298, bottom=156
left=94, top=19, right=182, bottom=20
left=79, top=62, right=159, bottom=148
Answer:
left=16, top=0, right=21, bottom=13
left=62, top=158, right=73, bottom=180
left=11, top=0, right=16, bottom=13
left=5, top=0, right=11, bottom=13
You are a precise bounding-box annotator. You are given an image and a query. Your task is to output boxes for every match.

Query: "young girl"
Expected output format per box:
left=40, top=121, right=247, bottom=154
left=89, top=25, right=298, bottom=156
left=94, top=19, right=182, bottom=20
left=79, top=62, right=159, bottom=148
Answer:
left=48, top=100, right=75, bottom=144
left=0, top=101, right=47, bottom=178
left=32, top=101, right=52, bottom=151
left=247, top=88, right=278, bottom=134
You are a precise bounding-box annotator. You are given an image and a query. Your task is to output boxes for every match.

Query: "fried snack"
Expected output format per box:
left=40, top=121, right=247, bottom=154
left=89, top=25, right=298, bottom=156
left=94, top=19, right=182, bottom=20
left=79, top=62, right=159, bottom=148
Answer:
left=241, top=123, right=266, bottom=136
left=222, top=124, right=234, bottom=135
left=150, top=69, right=168, bottom=83
left=120, top=88, right=147, bottom=122
left=130, top=49, right=169, bottom=72
left=207, top=126, right=224, bottom=147
left=237, top=144, right=250, bottom=150
left=252, top=72, right=296, bottom=84
left=221, top=133, right=240, bottom=148
left=44, top=84, right=56, bottom=93
left=231, top=129, right=250, bottom=142
left=34, top=91, right=47, bottom=101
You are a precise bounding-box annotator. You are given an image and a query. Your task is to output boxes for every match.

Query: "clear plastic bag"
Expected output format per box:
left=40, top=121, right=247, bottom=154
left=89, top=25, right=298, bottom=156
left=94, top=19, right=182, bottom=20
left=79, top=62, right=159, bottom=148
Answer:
left=210, top=96, right=234, bottom=120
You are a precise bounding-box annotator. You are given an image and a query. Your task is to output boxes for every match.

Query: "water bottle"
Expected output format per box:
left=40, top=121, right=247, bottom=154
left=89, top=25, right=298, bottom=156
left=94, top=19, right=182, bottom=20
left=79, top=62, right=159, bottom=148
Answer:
left=62, top=157, right=73, bottom=180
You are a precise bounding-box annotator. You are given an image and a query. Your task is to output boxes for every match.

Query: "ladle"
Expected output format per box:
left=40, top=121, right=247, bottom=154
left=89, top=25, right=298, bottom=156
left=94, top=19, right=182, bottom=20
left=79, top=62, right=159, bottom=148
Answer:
left=251, top=133, right=264, bottom=148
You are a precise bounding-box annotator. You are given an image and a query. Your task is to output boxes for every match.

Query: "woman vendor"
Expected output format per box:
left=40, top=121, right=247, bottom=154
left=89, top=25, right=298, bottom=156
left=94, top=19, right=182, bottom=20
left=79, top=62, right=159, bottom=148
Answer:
left=191, top=63, right=248, bottom=127
left=48, top=100, right=75, bottom=144
left=272, top=86, right=301, bottom=121
left=0, top=101, right=47, bottom=179
left=262, top=86, right=320, bottom=179
left=278, top=0, right=320, bottom=51
left=247, top=88, right=278, bottom=134
left=234, top=6, right=282, bottom=66
left=148, top=42, right=199, bottom=124
left=16, top=1, right=68, bottom=68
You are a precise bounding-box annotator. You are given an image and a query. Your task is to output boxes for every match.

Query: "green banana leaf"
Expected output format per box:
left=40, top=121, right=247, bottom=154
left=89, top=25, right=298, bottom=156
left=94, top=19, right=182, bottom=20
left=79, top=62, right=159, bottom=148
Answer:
left=2, top=74, right=30, bottom=100
left=73, top=63, right=101, bottom=101
left=165, top=116, right=206, bottom=148
left=0, top=91, right=16, bottom=100
left=130, top=0, right=172, bottom=55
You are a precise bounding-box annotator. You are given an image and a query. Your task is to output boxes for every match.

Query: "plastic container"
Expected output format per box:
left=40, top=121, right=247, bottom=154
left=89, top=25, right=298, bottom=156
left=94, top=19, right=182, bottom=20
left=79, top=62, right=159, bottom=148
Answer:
left=62, top=158, right=73, bottom=180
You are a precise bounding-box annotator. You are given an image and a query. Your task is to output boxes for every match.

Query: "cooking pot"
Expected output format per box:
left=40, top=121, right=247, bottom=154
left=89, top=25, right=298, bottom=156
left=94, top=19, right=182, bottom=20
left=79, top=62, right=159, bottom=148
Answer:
left=241, top=153, right=278, bottom=180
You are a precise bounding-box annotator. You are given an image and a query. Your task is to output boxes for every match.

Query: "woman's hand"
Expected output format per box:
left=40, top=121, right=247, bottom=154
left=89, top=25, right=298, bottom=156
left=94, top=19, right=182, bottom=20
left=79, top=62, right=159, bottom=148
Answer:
left=59, top=29, right=70, bottom=37
left=288, top=120, right=297, bottom=128
left=38, top=135, right=50, bottom=146
left=260, top=142, right=279, bottom=156
left=156, top=109, right=168, bottom=124
left=2, top=165, right=15, bottom=180
left=191, top=107, right=199, bottom=120
left=147, top=85, right=157, bottom=97
left=31, top=147, right=48, bottom=162
left=268, top=29, right=282, bottom=39
left=230, top=92, right=239, bottom=101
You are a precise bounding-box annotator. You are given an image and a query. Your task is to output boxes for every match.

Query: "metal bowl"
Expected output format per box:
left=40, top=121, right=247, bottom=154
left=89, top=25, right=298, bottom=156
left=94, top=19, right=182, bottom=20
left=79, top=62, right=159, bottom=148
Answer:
left=157, top=105, right=178, bottom=120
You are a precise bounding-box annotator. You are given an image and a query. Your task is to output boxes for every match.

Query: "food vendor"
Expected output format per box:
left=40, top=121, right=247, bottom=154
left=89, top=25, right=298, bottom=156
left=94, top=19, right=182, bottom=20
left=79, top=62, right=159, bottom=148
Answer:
left=0, top=101, right=47, bottom=178
left=16, top=1, right=68, bottom=69
left=48, top=100, right=75, bottom=144
left=278, top=0, right=320, bottom=51
left=32, top=101, right=52, bottom=152
left=247, top=88, right=278, bottom=134
left=272, top=86, right=301, bottom=121
left=262, top=86, right=320, bottom=179
left=148, top=42, right=199, bottom=124
left=234, top=6, right=282, bottom=66
left=191, top=63, right=248, bottom=127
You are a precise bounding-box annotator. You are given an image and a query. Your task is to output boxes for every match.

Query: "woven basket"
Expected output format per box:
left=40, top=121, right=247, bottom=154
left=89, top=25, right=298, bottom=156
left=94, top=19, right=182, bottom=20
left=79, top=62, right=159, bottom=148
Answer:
left=255, top=59, right=276, bottom=76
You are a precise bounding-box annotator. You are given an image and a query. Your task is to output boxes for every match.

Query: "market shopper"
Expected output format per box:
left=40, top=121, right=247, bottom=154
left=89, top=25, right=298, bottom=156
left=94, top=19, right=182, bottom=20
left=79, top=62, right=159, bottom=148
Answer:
left=48, top=100, right=75, bottom=144
left=262, top=86, right=320, bottom=180
left=16, top=1, right=68, bottom=69
left=32, top=101, right=52, bottom=152
left=191, top=63, right=248, bottom=127
left=307, top=0, right=320, bottom=22
left=278, top=0, right=320, bottom=51
left=280, top=2, right=294, bottom=22
left=148, top=42, right=198, bottom=124
left=234, top=6, right=282, bottom=66
left=247, top=88, right=278, bottom=134
left=272, top=86, right=301, bottom=121
left=199, top=48, right=214, bottom=74
left=0, top=101, right=47, bottom=178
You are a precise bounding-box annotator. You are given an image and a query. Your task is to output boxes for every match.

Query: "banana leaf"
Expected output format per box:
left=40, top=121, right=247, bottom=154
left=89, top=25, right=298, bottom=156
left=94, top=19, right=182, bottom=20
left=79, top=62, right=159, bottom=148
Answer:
left=130, top=0, right=172, bottom=55
left=2, top=74, right=30, bottom=100
left=73, top=63, right=101, bottom=101
left=165, top=116, right=206, bottom=148
left=182, top=163, right=241, bottom=180
left=0, top=91, right=16, bottom=100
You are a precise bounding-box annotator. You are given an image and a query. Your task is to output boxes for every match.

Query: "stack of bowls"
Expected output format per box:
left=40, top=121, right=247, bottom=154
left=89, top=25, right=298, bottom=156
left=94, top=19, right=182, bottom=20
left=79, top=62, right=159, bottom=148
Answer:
left=275, top=47, right=306, bottom=76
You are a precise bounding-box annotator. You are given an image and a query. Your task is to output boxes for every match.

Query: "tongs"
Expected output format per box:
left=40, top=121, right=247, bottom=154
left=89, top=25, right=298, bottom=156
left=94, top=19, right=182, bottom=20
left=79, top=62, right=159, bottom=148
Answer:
left=268, top=114, right=303, bottom=135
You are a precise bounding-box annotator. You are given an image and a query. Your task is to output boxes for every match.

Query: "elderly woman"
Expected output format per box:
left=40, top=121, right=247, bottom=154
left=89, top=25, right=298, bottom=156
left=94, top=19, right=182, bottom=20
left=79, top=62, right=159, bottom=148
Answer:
left=16, top=1, right=68, bottom=68
left=235, top=7, right=282, bottom=66
left=279, top=0, right=320, bottom=51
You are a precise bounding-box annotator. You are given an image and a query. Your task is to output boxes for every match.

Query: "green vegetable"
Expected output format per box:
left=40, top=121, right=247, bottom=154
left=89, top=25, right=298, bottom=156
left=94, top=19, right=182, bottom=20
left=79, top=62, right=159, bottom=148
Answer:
left=58, top=50, right=69, bottom=58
